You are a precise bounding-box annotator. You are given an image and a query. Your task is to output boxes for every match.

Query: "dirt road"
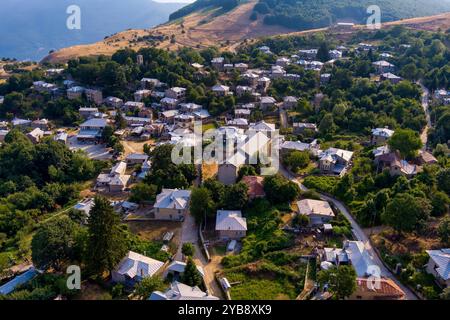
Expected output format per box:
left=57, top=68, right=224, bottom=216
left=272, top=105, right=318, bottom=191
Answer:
left=175, top=211, right=224, bottom=299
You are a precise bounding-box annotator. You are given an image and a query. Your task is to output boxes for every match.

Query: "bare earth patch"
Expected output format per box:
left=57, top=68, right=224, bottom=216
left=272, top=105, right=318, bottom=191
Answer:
left=126, top=220, right=182, bottom=245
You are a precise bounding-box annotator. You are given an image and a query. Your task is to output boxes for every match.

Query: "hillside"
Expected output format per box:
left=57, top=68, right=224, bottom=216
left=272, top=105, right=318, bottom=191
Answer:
left=252, top=0, right=450, bottom=30
left=44, top=0, right=450, bottom=63
left=44, top=0, right=291, bottom=63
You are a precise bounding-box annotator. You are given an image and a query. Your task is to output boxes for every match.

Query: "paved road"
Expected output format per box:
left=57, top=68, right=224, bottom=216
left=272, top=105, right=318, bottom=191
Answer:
left=279, top=166, right=418, bottom=300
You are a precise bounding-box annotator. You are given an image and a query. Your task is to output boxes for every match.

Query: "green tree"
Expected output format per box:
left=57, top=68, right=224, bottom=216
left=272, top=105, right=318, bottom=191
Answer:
left=317, top=42, right=330, bottom=62
left=292, top=214, right=310, bottom=228
left=283, top=151, right=310, bottom=172
left=388, top=129, right=422, bottom=159
left=86, top=196, right=127, bottom=275
left=438, top=216, right=450, bottom=246
left=182, top=243, right=195, bottom=258
left=134, top=275, right=165, bottom=299
left=237, top=165, right=257, bottom=181
left=437, top=168, right=450, bottom=195
left=440, top=287, right=450, bottom=300
left=101, top=125, right=114, bottom=144
left=181, top=257, right=203, bottom=287
left=263, top=174, right=301, bottom=205
left=129, top=183, right=157, bottom=204
left=31, top=216, right=81, bottom=271
left=319, top=113, right=336, bottom=137
left=382, top=193, right=431, bottom=234
left=203, top=178, right=226, bottom=204
left=190, top=187, right=215, bottom=223
left=114, top=112, right=127, bottom=130
left=317, top=265, right=357, bottom=300
left=430, top=191, right=449, bottom=216
left=223, top=182, right=249, bottom=210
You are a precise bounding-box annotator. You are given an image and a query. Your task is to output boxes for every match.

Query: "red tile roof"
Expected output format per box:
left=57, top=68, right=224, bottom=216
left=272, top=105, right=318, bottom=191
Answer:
left=241, top=176, right=265, bottom=198
left=356, top=278, right=406, bottom=299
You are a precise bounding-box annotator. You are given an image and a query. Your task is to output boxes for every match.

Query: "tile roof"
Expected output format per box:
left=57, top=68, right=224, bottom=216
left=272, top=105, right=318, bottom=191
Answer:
left=355, top=278, right=405, bottom=299
left=241, top=176, right=265, bottom=198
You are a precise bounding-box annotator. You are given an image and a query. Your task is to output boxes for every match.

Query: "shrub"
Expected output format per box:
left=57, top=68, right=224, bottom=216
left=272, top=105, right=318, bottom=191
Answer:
left=111, top=283, right=125, bottom=299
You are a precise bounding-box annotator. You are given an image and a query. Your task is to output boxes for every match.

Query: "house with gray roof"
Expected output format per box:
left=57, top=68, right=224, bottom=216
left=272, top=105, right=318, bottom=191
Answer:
left=77, top=118, right=107, bottom=142
left=154, top=189, right=191, bottom=221
left=318, top=147, right=354, bottom=176
left=215, top=210, right=247, bottom=240
left=112, top=251, right=164, bottom=287
left=322, top=241, right=379, bottom=278
left=371, top=127, right=395, bottom=145
left=426, top=249, right=450, bottom=287
left=149, top=281, right=219, bottom=300
left=297, top=199, right=335, bottom=226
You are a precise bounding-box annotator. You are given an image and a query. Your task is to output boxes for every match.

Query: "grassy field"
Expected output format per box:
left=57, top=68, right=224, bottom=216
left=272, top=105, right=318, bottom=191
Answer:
left=228, top=277, right=294, bottom=300
left=202, top=122, right=218, bottom=133
left=223, top=257, right=307, bottom=300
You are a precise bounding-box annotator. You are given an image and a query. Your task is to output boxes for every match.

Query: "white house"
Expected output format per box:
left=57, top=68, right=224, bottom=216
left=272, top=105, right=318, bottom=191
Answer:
left=236, top=85, right=253, bottom=98
left=372, top=60, right=395, bottom=74
left=425, top=249, right=450, bottom=287
left=319, top=148, right=354, bottom=176
left=77, top=118, right=107, bottom=142
left=322, top=241, right=378, bottom=278
left=166, top=261, right=205, bottom=279
left=283, top=96, right=298, bottom=109
left=154, top=189, right=191, bottom=221
left=26, top=128, right=45, bottom=144
left=134, top=89, right=152, bottom=102
left=105, top=96, right=124, bottom=108
left=371, top=127, right=394, bottom=145
left=281, top=140, right=319, bottom=155
left=112, top=251, right=164, bottom=286
left=259, top=96, right=277, bottom=110
left=96, top=161, right=131, bottom=192
left=215, top=210, right=247, bottom=240
left=165, top=87, right=186, bottom=100
left=380, top=73, right=402, bottom=84
left=125, top=153, right=149, bottom=166
left=329, top=50, right=342, bottom=60
left=211, top=57, right=225, bottom=70
left=150, top=281, right=219, bottom=300
left=212, top=84, right=231, bottom=97
left=297, top=199, right=335, bottom=226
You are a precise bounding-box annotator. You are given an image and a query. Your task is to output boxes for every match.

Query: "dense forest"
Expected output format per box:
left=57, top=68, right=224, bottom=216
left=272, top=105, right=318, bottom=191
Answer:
left=252, top=0, right=450, bottom=30
left=169, top=0, right=240, bottom=21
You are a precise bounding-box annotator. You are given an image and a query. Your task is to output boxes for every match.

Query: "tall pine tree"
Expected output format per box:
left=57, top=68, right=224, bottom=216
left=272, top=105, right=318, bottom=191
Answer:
left=181, top=257, right=203, bottom=287
left=86, top=196, right=127, bottom=276
left=317, top=42, right=330, bottom=62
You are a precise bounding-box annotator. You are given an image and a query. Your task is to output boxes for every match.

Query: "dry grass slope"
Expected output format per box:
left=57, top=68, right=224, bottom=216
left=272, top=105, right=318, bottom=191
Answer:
left=43, top=3, right=450, bottom=63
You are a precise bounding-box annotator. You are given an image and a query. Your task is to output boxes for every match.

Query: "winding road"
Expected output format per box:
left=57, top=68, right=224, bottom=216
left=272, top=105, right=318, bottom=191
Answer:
left=278, top=166, right=418, bottom=300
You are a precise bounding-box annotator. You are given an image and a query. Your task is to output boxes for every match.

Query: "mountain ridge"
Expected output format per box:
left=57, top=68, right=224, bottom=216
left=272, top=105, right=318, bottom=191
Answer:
left=43, top=0, right=450, bottom=63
